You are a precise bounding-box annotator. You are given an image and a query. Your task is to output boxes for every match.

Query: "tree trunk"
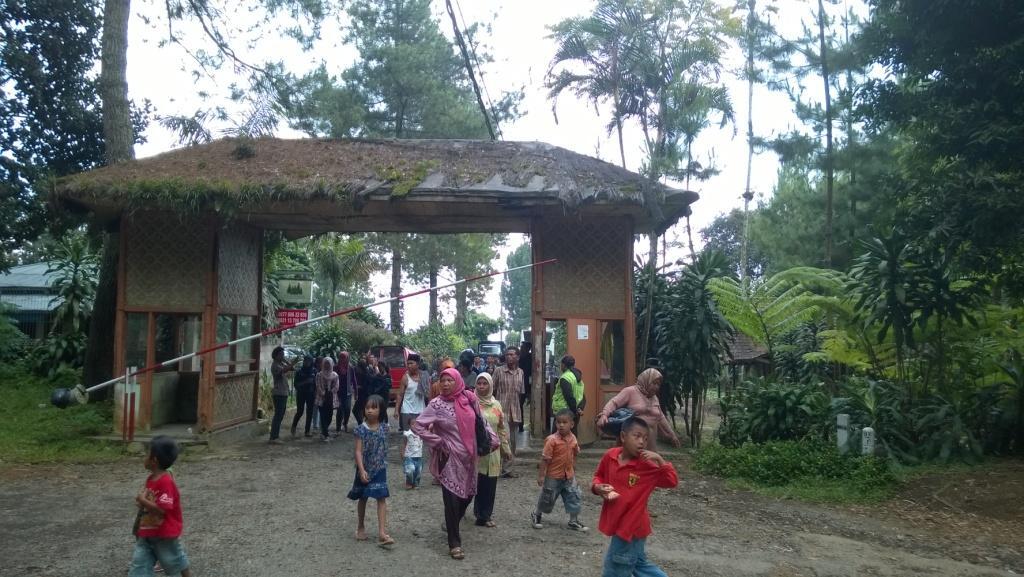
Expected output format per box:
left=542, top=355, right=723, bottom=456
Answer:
left=428, top=265, right=439, bottom=325
left=454, top=275, right=467, bottom=328
left=817, top=0, right=835, bottom=268
left=82, top=229, right=118, bottom=395
left=639, top=232, right=658, bottom=364
left=741, top=0, right=756, bottom=290
left=100, top=0, right=133, bottom=165
left=389, top=246, right=403, bottom=334
left=84, top=0, right=133, bottom=388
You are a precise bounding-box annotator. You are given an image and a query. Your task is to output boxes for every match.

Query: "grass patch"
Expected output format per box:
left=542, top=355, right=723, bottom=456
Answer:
left=695, top=439, right=899, bottom=504
left=0, top=364, right=127, bottom=464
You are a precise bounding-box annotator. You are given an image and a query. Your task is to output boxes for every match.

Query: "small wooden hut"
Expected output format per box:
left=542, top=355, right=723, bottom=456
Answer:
left=54, top=137, right=698, bottom=442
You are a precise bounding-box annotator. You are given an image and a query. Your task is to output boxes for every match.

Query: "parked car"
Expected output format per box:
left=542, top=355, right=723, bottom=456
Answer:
left=367, top=345, right=417, bottom=406
left=477, top=341, right=506, bottom=358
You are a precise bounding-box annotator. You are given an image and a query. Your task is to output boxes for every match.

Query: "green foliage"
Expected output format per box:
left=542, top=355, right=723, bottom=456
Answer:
left=695, top=440, right=897, bottom=501
left=717, top=379, right=830, bottom=447
left=31, top=234, right=98, bottom=376
left=309, top=233, right=373, bottom=313
left=710, top=266, right=842, bottom=359
left=0, top=363, right=122, bottom=463
left=0, top=305, right=27, bottom=363
left=654, top=251, right=733, bottom=445
left=339, top=317, right=397, bottom=355
left=859, top=0, right=1024, bottom=277
left=301, top=322, right=350, bottom=359
left=700, top=209, right=771, bottom=278
left=346, top=307, right=384, bottom=329
left=500, top=243, right=532, bottom=334
left=402, top=322, right=465, bottom=366
left=457, top=311, right=501, bottom=345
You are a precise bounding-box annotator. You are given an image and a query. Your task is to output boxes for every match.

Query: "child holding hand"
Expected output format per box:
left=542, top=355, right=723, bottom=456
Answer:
left=592, top=416, right=678, bottom=577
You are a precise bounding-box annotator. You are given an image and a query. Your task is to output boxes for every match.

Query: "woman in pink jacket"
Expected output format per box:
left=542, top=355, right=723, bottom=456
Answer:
left=596, top=368, right=681, bottom=449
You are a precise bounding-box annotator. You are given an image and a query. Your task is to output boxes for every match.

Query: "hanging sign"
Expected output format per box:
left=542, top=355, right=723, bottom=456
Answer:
left=276, top=271, right=313, bottom=305
left=276, top=308, right=309, bottom=327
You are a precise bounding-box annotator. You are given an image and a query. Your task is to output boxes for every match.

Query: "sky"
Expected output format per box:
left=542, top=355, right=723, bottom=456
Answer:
left=125, top=0, right=822, bottom=334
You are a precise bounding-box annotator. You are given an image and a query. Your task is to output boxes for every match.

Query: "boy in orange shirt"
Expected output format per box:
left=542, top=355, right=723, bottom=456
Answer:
left=531, top=409, right=587, bottom=531
left=592, top=416, right=678, bottom=577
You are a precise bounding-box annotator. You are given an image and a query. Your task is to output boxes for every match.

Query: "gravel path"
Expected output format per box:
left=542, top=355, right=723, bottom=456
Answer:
left=1, top=431, right=1020, bottom=577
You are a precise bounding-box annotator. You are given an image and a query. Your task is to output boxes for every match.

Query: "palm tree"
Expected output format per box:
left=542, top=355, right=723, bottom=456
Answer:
left=309, top=234, right=374, bottom=316
left=546, top=0, right=649, bottom=169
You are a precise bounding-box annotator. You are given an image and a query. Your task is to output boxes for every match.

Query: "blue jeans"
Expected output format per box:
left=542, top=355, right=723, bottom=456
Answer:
left=129, top=537, right=189, bottom=577
left=403, top=456, right=422, bottom=486
left=536, top=477, right=582, bottom=515
left=602, top=536, right=667, bottom=577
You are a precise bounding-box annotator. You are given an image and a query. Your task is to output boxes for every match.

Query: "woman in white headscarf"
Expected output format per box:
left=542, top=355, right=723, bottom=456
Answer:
left=472, top=372, right=511, bottom=527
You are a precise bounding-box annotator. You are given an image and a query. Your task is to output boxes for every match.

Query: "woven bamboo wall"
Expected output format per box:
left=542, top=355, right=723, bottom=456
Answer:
left=217, top=224, right=261, bottom=315
left=213, top=372, right=256, bottom=427
left=124, top=213, right=211, bottom=310
left=535, top=216, right=630, bottom=318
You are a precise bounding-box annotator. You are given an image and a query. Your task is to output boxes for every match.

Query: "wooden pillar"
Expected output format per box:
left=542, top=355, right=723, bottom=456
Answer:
left=251, top=233, right=264, bottom=421
left=529, top=221, right=545, bottom=439
left=198, top=221, right=218, bottom=432
left=624, top=221, right=637, bottom=385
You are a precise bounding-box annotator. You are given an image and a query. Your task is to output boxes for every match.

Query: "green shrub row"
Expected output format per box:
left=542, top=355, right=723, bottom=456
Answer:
left=695, top=439, right=896, bottom=491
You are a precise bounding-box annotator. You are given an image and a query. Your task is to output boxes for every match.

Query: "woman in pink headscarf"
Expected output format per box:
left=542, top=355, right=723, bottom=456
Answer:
left=412, top=368, right=497, bottom=561
left=596, top=368, right=681, bottom=450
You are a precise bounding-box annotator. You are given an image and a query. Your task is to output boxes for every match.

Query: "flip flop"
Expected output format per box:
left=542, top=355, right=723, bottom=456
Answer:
left=449, top=547, right=465, bottom=560
left=377, top=535, right=396, bottom=548
left=484, top=520, right=496, bottom=528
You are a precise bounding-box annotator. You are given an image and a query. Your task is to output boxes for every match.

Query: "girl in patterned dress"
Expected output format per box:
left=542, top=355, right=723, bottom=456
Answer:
left=347, top=394, right=395, bottom=547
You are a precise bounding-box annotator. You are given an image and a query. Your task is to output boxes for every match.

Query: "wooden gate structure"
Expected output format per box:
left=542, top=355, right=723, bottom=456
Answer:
left=54, top=138, right=697, bottom=442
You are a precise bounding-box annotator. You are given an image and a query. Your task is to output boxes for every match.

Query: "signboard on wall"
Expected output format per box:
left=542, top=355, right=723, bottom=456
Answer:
left=276, top=271, right=313, bottom=305
left=276, top=308, right=309, bottom=327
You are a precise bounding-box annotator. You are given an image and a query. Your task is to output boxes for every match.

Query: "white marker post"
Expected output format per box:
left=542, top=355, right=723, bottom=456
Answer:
left=861, top=426, right=876, bottom=456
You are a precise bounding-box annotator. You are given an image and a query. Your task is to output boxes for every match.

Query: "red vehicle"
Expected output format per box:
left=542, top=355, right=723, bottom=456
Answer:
left=367, top=345, right=417, bottom=406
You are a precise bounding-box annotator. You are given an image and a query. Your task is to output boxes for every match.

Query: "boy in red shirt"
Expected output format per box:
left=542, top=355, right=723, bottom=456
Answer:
left=592, top=417, right=678, bottom=577
left=130, top=436, right=192, bottom=577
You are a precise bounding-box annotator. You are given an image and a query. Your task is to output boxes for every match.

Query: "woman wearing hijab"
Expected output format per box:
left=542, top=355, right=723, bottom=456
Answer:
left=595, top=368, right=682, bottom=450
left=412, top=368, right=498, bottom=561
left=291, top=356, right=317, bottom=438
left=315, top=357, right=340, bottom=443
left=472, top=372, right=511, bottom=528
left=335, top=352, right=356, bottom=434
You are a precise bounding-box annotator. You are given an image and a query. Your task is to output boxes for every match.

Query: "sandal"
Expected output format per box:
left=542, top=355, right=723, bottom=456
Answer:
left=449, top=547, right=465, bottom=560
left=484, top=520, right=496, bottom=528
left=378, top=535, right=396, bottom=548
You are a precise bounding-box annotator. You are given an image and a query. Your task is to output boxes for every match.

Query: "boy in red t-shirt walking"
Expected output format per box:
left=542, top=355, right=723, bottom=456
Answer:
left=130, top=436, right=192, bottom=577
left=592, top=417, right=678, bottom=577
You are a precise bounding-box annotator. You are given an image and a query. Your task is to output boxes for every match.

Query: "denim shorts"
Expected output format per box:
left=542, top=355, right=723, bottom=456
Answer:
left=130, top=536, right=189, bottom=577
left=537, top=476, right=582, bottom=514
left=602, top=536, right=667, bottom=577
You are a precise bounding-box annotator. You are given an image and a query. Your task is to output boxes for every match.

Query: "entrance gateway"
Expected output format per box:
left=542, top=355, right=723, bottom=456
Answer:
left=54, top=138, right=698, bottom=443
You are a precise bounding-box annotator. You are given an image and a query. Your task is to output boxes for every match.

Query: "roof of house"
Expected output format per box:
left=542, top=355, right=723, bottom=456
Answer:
left=726, top=332, right=769, bottom=364
left=0, top=262, right=56, bottom=290
left=52, top=138, right=699, bottom=234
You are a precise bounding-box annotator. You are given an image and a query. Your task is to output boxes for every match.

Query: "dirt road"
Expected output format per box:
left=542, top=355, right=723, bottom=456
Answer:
left=1, top=433, right=1021, bottom=577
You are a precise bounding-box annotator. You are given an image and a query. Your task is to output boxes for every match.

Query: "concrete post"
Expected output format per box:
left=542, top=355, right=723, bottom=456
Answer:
left=837, top=414, right=850, bottom=454
left=861, top=426, right=876, bottom=456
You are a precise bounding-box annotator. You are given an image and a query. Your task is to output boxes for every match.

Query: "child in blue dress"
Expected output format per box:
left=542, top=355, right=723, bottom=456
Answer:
left=347, top=394, right=395, bottom=547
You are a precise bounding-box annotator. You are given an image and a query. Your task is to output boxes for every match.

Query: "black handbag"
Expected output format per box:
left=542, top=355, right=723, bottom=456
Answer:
left=466, top=391, right=497, bottom=456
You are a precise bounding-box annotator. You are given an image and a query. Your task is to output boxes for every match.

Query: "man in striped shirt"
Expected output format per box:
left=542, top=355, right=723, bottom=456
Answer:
left=492, top=346, right=524, bottom=477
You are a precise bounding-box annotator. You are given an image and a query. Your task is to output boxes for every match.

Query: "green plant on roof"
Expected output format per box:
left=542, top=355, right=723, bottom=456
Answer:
left=375, top=160, right=438, bottom=197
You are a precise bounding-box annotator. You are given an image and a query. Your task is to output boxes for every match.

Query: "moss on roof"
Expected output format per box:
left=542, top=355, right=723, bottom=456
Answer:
left=53, top=137, right=695, bottom=217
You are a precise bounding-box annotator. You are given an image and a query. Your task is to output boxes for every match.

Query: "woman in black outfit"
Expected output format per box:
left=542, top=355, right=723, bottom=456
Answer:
left=290, top=355, right=317, bottom=437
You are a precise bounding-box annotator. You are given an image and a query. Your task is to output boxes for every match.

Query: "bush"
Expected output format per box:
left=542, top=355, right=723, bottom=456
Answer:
left=402, top=322, right=465, bottom=366
left=340, top=318, right=397, bottom=354
left=0, top=305, right=27, bottom=363
left=718, top=379, right=831, bottom=447
left=696, top=440, right=896, bottom=498
left=302, top=322, right=350, bottom=358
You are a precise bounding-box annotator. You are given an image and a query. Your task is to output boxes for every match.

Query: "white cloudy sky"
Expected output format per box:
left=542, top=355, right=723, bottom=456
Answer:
left=127, top=0, right=827, bottom=333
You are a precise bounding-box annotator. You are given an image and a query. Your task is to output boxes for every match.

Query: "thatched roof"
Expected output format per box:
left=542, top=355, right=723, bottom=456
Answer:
left=726, top=332, right=769, bottom=364
left=53, top=138, right=698, bottom=234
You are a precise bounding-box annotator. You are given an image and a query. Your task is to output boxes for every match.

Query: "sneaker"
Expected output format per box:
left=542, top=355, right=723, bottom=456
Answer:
left=567, top=520, right=588, bottom=532
left=531, top=513, right=543, bottom=529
